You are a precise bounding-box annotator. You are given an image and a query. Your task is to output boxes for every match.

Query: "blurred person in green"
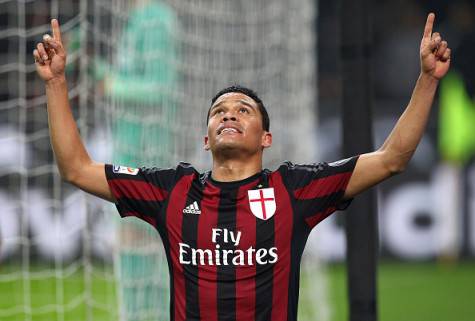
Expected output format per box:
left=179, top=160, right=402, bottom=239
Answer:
left=439, top=0, right=475, bottom=165
left=437, top=0, right=475, bottom=262
left=104, top=1, right=178, bottom=320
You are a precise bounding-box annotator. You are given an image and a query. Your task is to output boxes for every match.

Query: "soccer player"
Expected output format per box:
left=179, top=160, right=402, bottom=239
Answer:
left=34, top=13, right=450, bottom=321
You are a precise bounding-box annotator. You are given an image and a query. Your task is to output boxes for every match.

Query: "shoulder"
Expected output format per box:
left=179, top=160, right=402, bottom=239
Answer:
left=277, top=156, right=358, bottom=175
left=108, top=162, right=200, bottom=186
left=278, top=161, right=326, bottom=172
left=141, top=162, right=200, bottom=179
left=272, top=156, right=359, bottom=188
left=275, top=161, right=327, bottom=179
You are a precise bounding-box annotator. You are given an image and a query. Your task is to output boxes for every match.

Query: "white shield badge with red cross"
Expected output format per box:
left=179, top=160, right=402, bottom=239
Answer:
left=248, top=188, right=276, bottom=220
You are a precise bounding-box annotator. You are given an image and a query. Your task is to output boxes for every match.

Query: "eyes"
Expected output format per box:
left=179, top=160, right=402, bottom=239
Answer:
left=211, top=106, right=251, bottom=116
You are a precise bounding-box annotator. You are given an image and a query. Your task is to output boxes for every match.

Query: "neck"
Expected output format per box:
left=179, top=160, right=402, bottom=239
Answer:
left=211, top=152, right=263, bottom=182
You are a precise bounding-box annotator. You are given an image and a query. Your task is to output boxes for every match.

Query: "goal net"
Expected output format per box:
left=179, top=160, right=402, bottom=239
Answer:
left=0, top=0, right=326, bottom=320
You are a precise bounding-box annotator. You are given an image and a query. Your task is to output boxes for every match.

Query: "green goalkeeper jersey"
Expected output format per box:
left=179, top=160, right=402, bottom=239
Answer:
left=106, top=1, right=178, bottom=167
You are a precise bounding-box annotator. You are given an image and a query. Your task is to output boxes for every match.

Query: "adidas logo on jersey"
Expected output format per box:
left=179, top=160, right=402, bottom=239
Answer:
left=183, top=201, right=201, bottom=215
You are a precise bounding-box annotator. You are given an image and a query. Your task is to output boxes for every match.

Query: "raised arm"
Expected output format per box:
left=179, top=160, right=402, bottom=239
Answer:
left=344, top=13, right=451, bottom=199
left=33, top=19, right=115, bottom=202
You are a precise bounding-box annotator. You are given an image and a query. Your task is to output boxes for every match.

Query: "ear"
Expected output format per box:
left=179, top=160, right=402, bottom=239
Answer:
left=261, top=131, right=272, bottom=149
left=204, top=136, right=210, bottom=151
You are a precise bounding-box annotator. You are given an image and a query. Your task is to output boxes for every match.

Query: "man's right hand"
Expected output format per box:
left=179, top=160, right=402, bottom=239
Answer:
left=33, top=19, right=116, bottom=204
left=33, top=19, right=67, bottom=82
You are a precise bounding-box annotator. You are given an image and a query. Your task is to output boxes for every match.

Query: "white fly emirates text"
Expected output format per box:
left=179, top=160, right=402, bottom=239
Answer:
left=179, top=228, right=278, bottom=266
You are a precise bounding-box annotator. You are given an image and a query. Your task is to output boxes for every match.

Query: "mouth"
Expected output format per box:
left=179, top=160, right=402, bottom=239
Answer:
left=217, top=126, right=242, bottom=135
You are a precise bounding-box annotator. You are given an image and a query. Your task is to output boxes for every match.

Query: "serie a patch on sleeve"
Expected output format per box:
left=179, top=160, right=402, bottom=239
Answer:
left=112, top=165, right=139, bottom=175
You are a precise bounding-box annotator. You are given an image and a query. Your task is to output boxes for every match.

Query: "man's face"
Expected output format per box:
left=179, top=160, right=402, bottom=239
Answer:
left=204, top=92, right=272, bottom=156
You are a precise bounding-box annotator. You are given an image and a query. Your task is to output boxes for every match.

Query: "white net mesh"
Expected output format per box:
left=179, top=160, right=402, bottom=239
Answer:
left=0, top=1, right=117, bottom=320
left=0, top=0, right=324, bottom=320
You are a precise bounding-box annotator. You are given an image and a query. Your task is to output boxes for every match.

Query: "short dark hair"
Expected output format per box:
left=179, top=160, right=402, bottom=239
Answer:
left=207, top=85, right=270, bottom=131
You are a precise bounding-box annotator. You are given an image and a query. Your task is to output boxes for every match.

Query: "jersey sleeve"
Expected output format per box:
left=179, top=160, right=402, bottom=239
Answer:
left=104, top=164, right=177, bottom=228
left=280, top=155, right=359, bottom=229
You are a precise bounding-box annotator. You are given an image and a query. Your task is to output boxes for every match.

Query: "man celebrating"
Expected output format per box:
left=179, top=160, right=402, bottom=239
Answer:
left=34, top=13, right=450, bottom=321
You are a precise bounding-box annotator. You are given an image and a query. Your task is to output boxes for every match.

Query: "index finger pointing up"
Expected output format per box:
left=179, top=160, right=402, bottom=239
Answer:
left=51, top=19, right=62, bottom=42
left=423, top=13, right=435, bottom=39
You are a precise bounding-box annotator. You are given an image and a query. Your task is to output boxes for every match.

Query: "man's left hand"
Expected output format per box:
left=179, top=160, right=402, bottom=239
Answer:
left=420, top=13, right=451, bottom=80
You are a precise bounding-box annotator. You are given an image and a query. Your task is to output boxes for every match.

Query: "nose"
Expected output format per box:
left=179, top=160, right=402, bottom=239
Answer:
left=223, top=115, right=237, bottom=122
left=222, top=110, right=237, bottom=122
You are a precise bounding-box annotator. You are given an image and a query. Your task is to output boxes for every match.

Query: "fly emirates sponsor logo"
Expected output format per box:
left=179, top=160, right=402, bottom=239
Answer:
left=179, top=228, right=278, bottom=266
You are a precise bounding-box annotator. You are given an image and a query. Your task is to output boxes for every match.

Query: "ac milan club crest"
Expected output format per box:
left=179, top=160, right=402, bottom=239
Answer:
left=248, top=188, right=276, bottom=220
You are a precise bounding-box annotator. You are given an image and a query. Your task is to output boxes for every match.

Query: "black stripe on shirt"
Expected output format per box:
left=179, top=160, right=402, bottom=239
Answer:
left=254, top=175, right=275, bottom=321
left=182, top=175, right=204, bottom=321
left=217, top=187, right=238, bottom=321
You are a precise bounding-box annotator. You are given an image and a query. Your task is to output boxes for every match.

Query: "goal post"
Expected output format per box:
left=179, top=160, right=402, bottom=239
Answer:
left=0, top=1, right=327, bottom=320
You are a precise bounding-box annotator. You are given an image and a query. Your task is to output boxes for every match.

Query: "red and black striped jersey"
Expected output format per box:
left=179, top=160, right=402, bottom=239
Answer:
left=105, top=155, right=359, bottom=321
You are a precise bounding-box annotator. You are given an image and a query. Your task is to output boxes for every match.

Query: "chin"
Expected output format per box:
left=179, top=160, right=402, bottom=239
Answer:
left=213, top=142, right=248, bottom=156
left=214, top=141, right=242, bottom=151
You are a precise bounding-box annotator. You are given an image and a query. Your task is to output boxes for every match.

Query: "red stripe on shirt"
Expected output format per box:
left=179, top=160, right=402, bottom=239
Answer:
left=270, top=172, right=293, bottom=321
left=235, top=179, right=260, bottom=321
left=293, top=172, right=352, bottom=200
left=197, top=183, right=220, bottom=321
left=109, top=179, right=168, bottom=201
left=166, top=174, right=195, bottom=321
